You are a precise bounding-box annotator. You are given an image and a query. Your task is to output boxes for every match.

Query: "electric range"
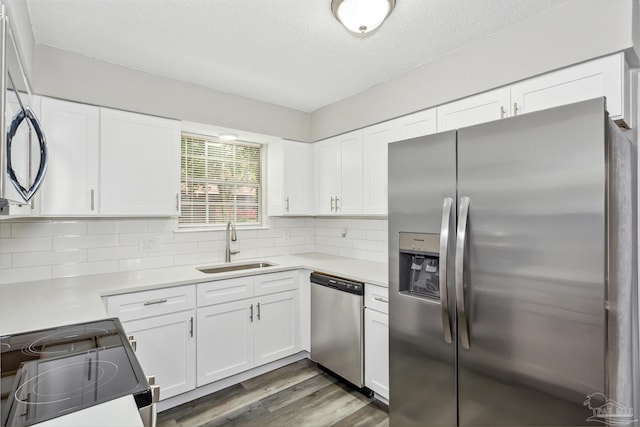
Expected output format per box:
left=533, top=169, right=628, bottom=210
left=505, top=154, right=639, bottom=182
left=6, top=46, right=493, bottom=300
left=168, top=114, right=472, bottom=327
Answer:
left=0, top=318, right=155, bottom=426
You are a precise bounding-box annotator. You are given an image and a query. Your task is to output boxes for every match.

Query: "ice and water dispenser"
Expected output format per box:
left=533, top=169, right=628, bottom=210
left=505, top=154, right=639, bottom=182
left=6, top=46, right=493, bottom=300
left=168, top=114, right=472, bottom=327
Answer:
left=399, top=232, right=441, bottom=300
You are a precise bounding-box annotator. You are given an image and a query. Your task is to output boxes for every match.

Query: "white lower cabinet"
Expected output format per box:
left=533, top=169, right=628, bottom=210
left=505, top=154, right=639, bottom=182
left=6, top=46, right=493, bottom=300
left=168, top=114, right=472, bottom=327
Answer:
left=364, top=284, right=389, bottom=400
left=196, top=272, right=301, bottom=387
left=123, top=311, right=196, bottom=400
left=105, top=285, right=197, bottom=401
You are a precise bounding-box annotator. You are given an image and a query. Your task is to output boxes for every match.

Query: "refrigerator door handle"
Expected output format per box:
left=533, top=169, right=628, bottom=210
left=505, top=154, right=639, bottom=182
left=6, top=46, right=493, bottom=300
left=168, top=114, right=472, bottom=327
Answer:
left=456, top=196, right=471, bottom=349
left=439, top=197, right=454, bottom=344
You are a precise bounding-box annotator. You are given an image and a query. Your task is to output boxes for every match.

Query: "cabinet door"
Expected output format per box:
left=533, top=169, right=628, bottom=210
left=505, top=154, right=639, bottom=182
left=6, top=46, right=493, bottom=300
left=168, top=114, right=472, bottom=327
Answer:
left=337, top=130, right=363, bottom=214
left=363, top=123, right=393, bottom=215
left=283, top=141, right=313, bottom=215
left=511, top=53, right=629, bottom=126
left=364, top=308, right=389, bottom=399
left=123, top=310, right=196, bottom=400
left=314, top=137, right=340, bottom=215
left=254, top=291, right=300, bottom=367
left=391, top=108, right=437, bottom=142
left=197, top=300, right=254, bottom=386
left=40, top=98, right=99, bottom=216
left=437, top=87, right=511, bottom=131
left=99, top=108, right=180, bottom=216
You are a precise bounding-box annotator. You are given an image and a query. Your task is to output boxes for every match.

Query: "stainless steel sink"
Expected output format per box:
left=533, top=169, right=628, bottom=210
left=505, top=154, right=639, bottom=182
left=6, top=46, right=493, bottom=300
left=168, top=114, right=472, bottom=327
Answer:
left=197, top=262, right=276, bottom=274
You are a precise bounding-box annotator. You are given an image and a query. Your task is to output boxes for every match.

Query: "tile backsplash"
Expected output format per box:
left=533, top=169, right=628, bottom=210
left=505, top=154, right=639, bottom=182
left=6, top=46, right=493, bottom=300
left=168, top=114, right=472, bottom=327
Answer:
left=0, top=217, right=388, bottom=284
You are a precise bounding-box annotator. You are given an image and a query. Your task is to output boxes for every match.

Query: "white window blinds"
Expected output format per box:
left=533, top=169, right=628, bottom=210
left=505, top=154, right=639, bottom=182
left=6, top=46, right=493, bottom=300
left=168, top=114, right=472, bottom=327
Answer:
left=180, top=134, right=262, bottom=228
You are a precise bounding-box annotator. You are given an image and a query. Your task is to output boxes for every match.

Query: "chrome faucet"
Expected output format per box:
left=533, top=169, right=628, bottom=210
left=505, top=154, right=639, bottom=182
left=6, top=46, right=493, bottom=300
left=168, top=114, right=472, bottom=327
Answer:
left=225, top=220, right=239, bottom=263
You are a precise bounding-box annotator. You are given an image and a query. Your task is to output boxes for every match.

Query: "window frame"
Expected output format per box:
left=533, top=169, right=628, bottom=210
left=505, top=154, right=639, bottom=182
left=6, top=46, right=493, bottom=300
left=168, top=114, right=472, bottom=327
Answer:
left=178, top=132, right=266, bottom=230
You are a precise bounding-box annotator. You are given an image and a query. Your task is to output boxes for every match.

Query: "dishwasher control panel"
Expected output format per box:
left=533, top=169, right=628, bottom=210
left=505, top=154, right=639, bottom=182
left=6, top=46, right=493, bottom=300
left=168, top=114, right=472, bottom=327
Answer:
left=310, top=272, right=364, bottom=296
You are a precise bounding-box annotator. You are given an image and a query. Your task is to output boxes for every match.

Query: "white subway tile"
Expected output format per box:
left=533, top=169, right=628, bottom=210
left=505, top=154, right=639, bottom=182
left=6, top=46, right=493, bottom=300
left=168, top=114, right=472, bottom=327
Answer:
left=304, top=218, right=316, bottom=227
left=147, top=218, right=178, bottom=232
left=234, top=248, right=258, bottom=260
left=382, top=220, right=388, bottom=230
left=198, top=241, right=224, bottom=252
left=0, top=223, right=10, bottom=238
left=258, top=246, right=289, bottom=257
left=236, top=230, right=258, bottom=239
left=119, top=256, right=174, bottom=272
left=289, top=244, right=316, bottom=255
left=255, top=228, right=285, bottom=238
left=240, top=238, right=275, bottom=249
left=0, top=266, right=51, bottom=284
left=173, top=231, right=221, bottom=243
left=366, top=230, right=388, bottom=242
left=344, top=228, right=367, bottom=239
left=53, top=234, right=118, bottom=250
left=315, top=227, right=340, bottom=238
left=119, top=232, right=174, bottom=246
left=12, top=249, right=87, bottom=267
left=275, top=236, right=305, bottom=247
left=315, top=236, right=328, bottom=245
left=351, top=219, right=384, bottom=230
left=52, top=261, right=119, bottom=279
left=0, top=253, right=11, bottom=268
left=11, top=221, right=86, bottom=237
left=0, top=237, right=52, bottom=253
left=88, top=246, right=142, bottom=261
left=147, top=242, right=199, bottom=256
left=327, top=237, right=352, bottom=248
left=290, top=227, right=315, bottom=236
left=174, top=252, right=221, bottom=266
left=315, top=245, right=334, bottom=255
left=352, top=239, right=386, bottom=252
left=322, top=219, right=352, bottom=229
left=87, top=219, right=148, bottom=235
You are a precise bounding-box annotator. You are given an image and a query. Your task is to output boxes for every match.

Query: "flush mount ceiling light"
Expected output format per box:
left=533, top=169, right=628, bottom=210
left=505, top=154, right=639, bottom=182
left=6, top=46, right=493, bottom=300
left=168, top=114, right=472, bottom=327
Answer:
left=218, top=133, right=238, bottom=141
left=331, top=0, right=396, bottom=35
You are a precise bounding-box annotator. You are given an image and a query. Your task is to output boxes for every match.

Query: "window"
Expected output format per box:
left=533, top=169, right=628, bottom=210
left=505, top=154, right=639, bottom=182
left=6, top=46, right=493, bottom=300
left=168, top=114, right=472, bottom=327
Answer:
left=180, top=133, right=262, bottom=228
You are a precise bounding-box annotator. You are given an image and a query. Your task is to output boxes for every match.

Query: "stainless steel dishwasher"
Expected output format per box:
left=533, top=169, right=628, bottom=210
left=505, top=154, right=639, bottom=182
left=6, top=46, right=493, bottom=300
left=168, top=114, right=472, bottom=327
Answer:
left=310, top=272, right=370, bottom=394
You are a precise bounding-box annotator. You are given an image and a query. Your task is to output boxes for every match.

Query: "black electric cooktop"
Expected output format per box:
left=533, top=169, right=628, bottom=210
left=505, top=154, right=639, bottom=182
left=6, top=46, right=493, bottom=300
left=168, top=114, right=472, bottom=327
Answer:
left=0, top=318, right=150, bottom=426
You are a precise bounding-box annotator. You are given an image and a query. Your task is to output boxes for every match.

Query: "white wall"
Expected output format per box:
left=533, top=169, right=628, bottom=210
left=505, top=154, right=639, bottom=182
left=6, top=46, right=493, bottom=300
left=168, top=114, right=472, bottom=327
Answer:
left=32, top=45, right=311, bottom=142
left=311, top=0, right=639, bottom=140
left=0, top=217, right=388, bottom=284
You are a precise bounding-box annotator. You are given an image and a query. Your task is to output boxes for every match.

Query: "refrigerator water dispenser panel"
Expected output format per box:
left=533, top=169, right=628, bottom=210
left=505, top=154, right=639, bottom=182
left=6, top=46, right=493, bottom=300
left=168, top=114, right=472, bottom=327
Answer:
left=399, top=232, right=441, bottom=300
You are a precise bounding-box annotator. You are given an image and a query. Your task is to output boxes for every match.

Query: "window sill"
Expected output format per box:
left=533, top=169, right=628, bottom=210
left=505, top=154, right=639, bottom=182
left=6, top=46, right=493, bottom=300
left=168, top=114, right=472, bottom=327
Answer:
left=174, top=225, right=270, bottom=233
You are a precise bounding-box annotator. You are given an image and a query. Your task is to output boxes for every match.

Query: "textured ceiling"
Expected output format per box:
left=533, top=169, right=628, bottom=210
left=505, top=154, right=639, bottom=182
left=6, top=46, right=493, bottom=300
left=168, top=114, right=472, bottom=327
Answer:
left=26, top=0, right=569, bottom=113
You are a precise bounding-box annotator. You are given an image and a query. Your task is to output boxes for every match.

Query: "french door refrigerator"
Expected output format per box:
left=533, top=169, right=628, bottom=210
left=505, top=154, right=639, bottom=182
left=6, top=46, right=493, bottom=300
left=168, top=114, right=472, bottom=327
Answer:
left=388, top=97, right=635, bottom=426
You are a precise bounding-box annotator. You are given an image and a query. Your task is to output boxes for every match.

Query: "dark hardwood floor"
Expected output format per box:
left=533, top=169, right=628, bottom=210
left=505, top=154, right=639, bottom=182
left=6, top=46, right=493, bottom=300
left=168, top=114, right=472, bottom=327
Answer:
left=157, top=359, right=389, bottom=427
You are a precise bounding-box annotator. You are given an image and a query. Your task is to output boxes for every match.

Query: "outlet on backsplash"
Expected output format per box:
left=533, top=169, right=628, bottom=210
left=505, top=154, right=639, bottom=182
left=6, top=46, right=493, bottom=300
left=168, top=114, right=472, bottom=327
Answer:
left=139, top=237, right=158, bottom=252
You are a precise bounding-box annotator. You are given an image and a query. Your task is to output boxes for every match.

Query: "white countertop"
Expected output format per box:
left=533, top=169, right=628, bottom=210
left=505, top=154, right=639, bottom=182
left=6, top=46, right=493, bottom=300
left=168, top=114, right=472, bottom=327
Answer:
left=0, top=253, right=387, bottom=335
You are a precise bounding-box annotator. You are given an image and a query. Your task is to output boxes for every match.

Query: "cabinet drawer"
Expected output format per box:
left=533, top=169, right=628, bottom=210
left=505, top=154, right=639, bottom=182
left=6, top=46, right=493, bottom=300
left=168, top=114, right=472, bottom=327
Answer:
left=106, top=285, right=196, bottom=322
left=365, top=284, right=389, bottom=314
left=253, top=271, right=299, bottom=296
left=198, top=276, right=254, bottom=307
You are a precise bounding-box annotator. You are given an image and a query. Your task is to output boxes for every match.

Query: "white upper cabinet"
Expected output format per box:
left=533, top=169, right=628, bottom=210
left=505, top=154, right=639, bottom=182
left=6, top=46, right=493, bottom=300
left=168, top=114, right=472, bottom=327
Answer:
left=437, top=87, right=511, bottom=131
left=314, top=136, right=341, bottom=215
left=99, top=108, right=180, bottom=216
left=338, top=131, right=364, bottom=214
left=390, top=108, right=438, bottom=142
left=39, top=98, right=99, bottom=216
left=363, top=122, right=394, bottom=215
left=267, top=140, right=313, bottom=216
left=315, top=130, right=363, bottom=215
left=511, top=53, right=631, bottom=128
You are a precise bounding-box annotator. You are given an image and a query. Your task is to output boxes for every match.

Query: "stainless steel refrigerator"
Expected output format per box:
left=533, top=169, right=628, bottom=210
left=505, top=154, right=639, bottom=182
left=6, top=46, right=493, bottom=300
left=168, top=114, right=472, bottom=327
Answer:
left=388, top=97, right=636, bottom=426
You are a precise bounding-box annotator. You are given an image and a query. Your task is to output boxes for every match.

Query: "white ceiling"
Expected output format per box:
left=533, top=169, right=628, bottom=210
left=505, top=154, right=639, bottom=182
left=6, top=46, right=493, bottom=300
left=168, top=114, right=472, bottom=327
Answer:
left=25, top=0, right=569, bottom=113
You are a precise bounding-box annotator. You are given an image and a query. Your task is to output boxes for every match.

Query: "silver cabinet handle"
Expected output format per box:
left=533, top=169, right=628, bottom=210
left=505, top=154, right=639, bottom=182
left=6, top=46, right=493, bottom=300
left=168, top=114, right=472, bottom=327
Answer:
left=144, top=298, right=168, bottom=306
left=439, top=197, right=454, bottom=344
left=257, top=302, right=261, bottom=320
left=455, top=196, right=471, bottom=349
left=500, top=105, right=507, bottom=119
left=330, top=196, right=335, bottom=212
left=249, top=304, right=254, bottom=322
left=90, top=189, right=95, bottom=211
left=128, top=335, right=137, bottom=352
left=189, top=317, right=194, bottom=337
left=335, top=196, right=340, bottom=211
left=373, top=296, right=388, bottom=304
left=285, top=197, right=290, bottom=212
left=513, top=102, right=519, bottom=116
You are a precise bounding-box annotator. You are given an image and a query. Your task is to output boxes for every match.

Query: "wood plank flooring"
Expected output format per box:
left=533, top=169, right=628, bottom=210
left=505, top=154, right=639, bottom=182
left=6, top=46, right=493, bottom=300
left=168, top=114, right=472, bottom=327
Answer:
left=157, top=359, right=388, bottom=427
